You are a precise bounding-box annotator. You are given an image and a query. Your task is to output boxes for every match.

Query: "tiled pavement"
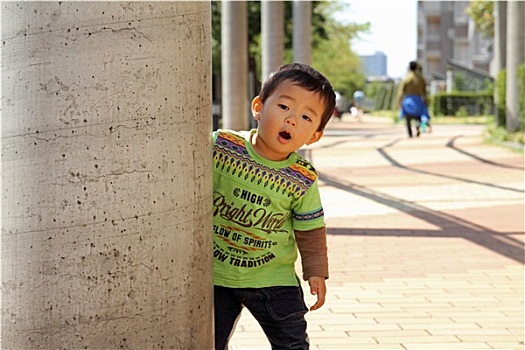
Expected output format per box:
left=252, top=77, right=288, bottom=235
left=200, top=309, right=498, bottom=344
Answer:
left=228, top=115, right=524, bottom=350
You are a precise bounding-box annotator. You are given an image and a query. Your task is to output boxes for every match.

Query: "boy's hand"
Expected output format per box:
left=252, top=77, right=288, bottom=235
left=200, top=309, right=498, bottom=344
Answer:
left=308, top=276, right=326, bottom=311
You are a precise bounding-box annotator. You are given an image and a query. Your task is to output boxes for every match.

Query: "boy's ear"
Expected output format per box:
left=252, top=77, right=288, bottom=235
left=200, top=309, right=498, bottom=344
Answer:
left=306, top=130, right=323, bottom=145
left=251, top=96, right=262, bottom=120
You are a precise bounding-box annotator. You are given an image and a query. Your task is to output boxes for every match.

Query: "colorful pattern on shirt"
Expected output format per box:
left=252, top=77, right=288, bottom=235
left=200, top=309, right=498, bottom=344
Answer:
left=213, top=129, right=325, bottom=288
left=214, top=133, right=318, bottom=199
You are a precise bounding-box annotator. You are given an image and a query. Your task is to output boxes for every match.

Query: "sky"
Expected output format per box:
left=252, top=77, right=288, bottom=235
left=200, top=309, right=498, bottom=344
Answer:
left=334, top=0, right=418, bottom=79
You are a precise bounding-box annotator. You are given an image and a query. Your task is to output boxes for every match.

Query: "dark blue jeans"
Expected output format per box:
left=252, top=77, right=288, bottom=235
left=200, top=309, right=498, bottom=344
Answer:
left=214, top=285, right=310, bottom=350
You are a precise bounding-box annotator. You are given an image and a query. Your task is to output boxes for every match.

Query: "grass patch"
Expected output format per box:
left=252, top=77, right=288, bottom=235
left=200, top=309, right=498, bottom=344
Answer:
left=372, top=110, right=523, bottom=151
left=484, top=123, right=524, bottom=151
left=370, top=110, right=398, bottom=119
left=431, top=115, right=490, bottom=125
left=372, top=110, right=490, bottom=125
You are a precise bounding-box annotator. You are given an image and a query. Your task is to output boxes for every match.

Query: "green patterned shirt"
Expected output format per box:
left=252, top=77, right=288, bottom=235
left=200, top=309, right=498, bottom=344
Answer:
left=213, top=129, right=325, bottom=288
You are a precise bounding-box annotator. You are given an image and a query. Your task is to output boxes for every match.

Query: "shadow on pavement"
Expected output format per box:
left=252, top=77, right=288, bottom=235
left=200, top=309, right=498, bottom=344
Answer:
left=446, top=135, right=524, bottom=170
left=376, top=138, right=524, bottom=194
left=320, top=172, right=525, bottom=265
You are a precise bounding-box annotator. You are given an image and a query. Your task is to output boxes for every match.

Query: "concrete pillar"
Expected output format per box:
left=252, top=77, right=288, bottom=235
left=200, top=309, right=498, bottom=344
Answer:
left=446, top=70, right=453, bottom=93
left=221, top=1, right=249, bottom=130
left=494, top=1, right=507, bottom=72
left=293, top=0, right=312, bottom=65
left=262, top=1, right=284, bottom=80
left=506, top=0, right=525, bottom=131
left=494, top=1, right=507, bottom=126
left=1, top=2, right=213, bottom=348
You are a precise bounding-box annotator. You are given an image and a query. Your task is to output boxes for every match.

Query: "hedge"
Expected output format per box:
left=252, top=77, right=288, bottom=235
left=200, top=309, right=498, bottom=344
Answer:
left=430, top=92, right=494, bottom=117
left=496, top=69, right=506, bottom=125
left=498, top=63, right=525, bottom=129
left=518, top=63, right=525, bottom=128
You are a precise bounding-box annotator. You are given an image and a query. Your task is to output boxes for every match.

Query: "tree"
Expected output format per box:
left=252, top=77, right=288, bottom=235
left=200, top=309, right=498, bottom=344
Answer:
left=212, top=1, right=369, bottom=99
left=465, top=0, right=494, bottom=38
left=310, top=1, right=369, bottom=97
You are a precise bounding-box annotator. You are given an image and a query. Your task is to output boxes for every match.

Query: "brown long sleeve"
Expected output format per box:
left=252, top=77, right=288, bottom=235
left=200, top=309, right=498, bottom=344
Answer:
left=294, top=227, right=329, bottom=281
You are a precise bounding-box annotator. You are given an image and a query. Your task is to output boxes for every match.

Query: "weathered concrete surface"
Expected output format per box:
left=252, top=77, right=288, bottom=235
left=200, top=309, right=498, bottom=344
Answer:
left=1, top=2, right=213, bottom=348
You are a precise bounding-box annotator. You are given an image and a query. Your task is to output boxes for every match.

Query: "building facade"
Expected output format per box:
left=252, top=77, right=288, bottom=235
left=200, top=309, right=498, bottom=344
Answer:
left=360, top=51, right=388, bottom=77
left=417, top=1, right=493, bottom=82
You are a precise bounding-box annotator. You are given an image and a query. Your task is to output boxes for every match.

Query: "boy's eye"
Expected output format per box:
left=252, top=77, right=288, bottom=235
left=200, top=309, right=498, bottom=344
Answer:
left=302, top=115, right=312, bottom=122
left=278, top=104, right=289, bottom=111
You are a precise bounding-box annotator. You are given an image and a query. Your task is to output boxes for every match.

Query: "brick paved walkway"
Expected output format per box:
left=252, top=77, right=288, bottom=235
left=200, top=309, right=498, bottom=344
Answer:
left=229, top=115, right=524, bottom=350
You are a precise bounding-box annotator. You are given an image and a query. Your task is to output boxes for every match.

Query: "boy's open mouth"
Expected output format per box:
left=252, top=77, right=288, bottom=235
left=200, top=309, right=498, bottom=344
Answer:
left=279, top=131, right=291, bottom=140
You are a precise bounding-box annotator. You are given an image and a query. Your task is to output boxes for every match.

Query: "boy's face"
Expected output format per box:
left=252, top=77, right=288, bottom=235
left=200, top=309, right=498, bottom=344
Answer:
left=251, top=80, right=325, bottom=162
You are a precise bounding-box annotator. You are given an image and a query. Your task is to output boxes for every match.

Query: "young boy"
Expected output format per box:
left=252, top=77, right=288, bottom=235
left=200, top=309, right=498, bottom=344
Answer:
left=213, top=63, right=336, bottom=349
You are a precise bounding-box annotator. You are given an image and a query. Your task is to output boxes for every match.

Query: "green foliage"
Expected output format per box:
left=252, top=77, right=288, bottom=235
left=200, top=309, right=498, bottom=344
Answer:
left=496, top=69, right=506, bottom=125
left=310, top=2, right=369, bottom=97
left=211, top=1, right=263, bottom=79
left=518, top=63, right=525, bottom=129
left=485, top=122, right=525, bottom=148
left=364, top=81, right=381, bottom=100
left=494, top=64, right=525, bottom=131
left=363, top=81, right=397, bottom=111
left=448, top=70, right=494, bottom=92
left=371, top=83, right=396, bottom=110
left=211, top=1, right=369, bottom=100
left=211, top=1, right=221, bottom=74
left=391, top=83, right=400, bottom=110
left=432, top=115, right=489, bottom=125
left=465, top=0, right=494, bottom=38
left=455, top=106, right=469, bottom=118
left=452, top=72, right=468, bottom=91
left=430, top=92, right=494, bottom=117
left=485, top=83, right=523, bottom=146
left=374, top=88, right=386, bottom=110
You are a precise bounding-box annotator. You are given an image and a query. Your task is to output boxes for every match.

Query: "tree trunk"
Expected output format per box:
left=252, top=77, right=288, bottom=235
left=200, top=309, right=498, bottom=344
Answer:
left=1, top=2, right=213, bottom=348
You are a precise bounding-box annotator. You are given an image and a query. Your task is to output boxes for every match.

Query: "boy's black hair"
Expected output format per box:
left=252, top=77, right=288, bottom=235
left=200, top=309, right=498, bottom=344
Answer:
left=259, top=63, right=336, bottom=131
left=409, top=61, right=418, bottom=71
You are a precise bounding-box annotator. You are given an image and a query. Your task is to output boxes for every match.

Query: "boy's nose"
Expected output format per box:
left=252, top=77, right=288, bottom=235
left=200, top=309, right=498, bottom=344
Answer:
left=286, top=114, right=297, bottom=126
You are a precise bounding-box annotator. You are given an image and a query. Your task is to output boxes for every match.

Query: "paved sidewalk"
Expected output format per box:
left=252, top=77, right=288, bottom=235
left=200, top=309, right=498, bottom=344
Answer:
left=229, top=115, right=524, bottom=350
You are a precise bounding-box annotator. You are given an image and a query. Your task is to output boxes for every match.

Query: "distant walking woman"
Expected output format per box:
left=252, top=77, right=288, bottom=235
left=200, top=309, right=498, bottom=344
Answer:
left=397, top=61, right=431, bottom=137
